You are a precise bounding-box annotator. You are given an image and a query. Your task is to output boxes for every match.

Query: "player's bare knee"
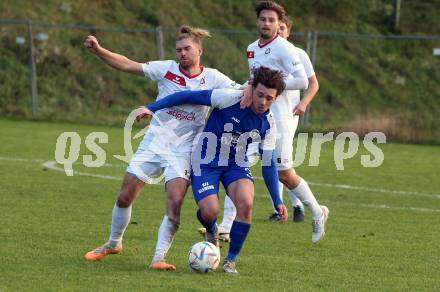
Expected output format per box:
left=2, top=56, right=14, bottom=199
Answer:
left=202, top=212, right=217, bottom=223
left=235, top=199, right=253, bottom=216
left=242, top=199, right=253, bottom=211
left=200, top=206, right=218, bottom=222
left=279, top=170, right=298, bottom=189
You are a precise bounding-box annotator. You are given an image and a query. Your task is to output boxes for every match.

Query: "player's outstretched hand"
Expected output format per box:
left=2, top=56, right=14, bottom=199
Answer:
left=293, top=101, right=307, bottom=116
left=276, top=204, right=288, bottom=223
left=84, top=35, right=101, bottom=53
left=135, top=106, right=153, bottom=122
left=240, top=85, right=253, bottom=109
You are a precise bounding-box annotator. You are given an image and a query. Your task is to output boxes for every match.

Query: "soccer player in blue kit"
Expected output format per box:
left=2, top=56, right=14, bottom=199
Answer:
left=136, top=67, right=288, bottom=275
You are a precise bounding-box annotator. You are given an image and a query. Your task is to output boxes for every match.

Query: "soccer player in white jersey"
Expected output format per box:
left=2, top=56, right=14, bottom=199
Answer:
left=244, top=1, right=328, bottom=243
left=82, top=26, right=241, bottom=270
left=264, top=15, right=320, bottom=222
left=199, top=2, right=323, bottom=242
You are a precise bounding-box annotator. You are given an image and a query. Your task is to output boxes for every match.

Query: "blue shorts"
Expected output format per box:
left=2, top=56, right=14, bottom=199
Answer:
left=191, top=166, right=254, bottom=203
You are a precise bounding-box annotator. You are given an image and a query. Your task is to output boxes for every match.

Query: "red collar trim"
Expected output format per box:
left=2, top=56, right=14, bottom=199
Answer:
left=178, top=65, right=204, bottom=79
left=258, top=34, right=278, bottom=48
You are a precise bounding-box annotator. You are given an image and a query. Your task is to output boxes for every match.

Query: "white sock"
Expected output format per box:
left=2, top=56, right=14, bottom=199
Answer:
left=108, top=203, right=132, bottom=247
left=288, top=179, right=322, bottom=219
left=272, top=181, right=284, bottom=213
left=288, top=191, right=304, bottom=208
left=152, top=215, right=179, bottom=262
left=219, top=196, right=236, bottom=233
left=294, top=197, right=304, bottom=208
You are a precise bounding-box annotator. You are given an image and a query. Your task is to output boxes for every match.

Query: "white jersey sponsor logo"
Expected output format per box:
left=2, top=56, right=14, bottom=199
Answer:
left=140, top=60, right=238, bottom=154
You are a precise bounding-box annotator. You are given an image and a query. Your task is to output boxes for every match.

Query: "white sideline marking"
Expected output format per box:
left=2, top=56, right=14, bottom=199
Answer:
left=0, top=157, right=45, bottom=163
left=253, top=176, right=440, bottom=199
left=259, top=196, right=440, bottom=213
left=0, top=156, right=123, bottom=167
left=308, top=182, right=440, bottom=199
left=1, top=156, right=440, bottom=202
left=358, top=203, right=440, bottom=213
left=317, top=200, right=440, bottom=213
left=41, top=161, right=120, bottom=181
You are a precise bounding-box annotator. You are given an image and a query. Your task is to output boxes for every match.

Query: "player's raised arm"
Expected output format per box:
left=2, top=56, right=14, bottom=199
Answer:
left=84, top=35, right=144, bottom=76
left=144, top=90, right=214, bottom=115
left=144, top=89, right=243, bottom=113
left=210, top=70, right=254, bottom=107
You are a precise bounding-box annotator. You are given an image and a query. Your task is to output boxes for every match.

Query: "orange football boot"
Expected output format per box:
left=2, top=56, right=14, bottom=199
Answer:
left=84, top=243, right=123, bottom=261
left=149, top=261, right=176, bottom=271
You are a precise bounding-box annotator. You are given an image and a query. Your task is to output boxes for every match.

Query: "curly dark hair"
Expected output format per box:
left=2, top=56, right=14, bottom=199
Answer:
left=255, top=1, right=286, bottom=20
left=253, top=66, right=286, bottom=96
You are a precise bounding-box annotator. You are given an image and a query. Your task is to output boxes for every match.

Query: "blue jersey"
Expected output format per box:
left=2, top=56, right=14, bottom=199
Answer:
left=147, top=89, right=276, bottom=166
left=195, top=94, right=276, bottom=169
left=146, top=89, right=282, bottom=206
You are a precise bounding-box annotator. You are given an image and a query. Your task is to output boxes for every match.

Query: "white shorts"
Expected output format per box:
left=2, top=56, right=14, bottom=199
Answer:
left=245, top=116, right=299, bottom=170
left=126, top=144, right=191, bottom=184
left=274, top=116, right=299, bottom=171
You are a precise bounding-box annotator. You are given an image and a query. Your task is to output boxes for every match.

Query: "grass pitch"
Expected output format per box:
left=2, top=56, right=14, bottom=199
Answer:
left=1, top=118, right=439, bottom=291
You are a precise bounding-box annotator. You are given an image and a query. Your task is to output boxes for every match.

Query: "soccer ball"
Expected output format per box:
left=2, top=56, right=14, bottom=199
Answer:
left=188, top=241, right=220, bottom=273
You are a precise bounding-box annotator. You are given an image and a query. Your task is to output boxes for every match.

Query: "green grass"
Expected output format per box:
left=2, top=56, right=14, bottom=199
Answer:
left=1, top=118, right=440, bottom=291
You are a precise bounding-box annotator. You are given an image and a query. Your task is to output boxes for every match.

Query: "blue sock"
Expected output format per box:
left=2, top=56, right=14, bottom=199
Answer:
left=196, top=209, right=217, bottom=235
left=225, top=221, right=251, bottom=262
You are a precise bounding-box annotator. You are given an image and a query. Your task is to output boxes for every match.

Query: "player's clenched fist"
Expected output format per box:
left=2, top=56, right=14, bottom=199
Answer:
left=84, top=35, right=100, bottom=53
left=239, top=84, right=253, bottom=109
left=276, top=204, right=288, bottom=223
left=135, top=106, right=153, bottom=122
left=293, top=101, right=307, bottom=116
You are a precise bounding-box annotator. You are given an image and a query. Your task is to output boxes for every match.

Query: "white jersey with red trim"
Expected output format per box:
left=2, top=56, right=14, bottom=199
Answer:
left=141, top=60, right=239, bottom=154
left=247, top=35, right=305, bottom=122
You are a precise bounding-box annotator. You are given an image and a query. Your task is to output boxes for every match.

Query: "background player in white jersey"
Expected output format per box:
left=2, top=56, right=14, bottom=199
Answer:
left=243, top=1, right=328, bottom=243
left=82, top=26, right=241, bottom=270
left=200, top=1, right=319, bottom=242
left=265, top=14, right=320, bottom=222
